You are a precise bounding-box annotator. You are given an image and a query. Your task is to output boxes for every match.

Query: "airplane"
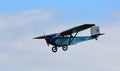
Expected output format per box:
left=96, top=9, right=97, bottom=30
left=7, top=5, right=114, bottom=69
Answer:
left=33, top=24, right=104, bottom=53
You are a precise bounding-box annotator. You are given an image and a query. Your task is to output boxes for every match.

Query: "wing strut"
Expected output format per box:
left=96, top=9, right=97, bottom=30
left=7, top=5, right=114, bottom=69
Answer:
left=69, top=32, right=78, bottom=45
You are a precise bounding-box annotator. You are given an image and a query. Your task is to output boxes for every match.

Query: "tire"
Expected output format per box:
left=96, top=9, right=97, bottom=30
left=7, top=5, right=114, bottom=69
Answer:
left=52, top=47, right=57, bottom=53
left=62, top=46, right=68, bottom=51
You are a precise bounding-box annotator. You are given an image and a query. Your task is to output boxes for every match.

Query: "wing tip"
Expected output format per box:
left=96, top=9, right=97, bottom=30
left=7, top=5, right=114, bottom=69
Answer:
left=32, top=37, right=44, bottom=39
left=32, top=37, right=39, bottom=39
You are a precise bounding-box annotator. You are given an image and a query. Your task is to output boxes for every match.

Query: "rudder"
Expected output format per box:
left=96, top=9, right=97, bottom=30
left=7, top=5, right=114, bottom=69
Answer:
left=91, top=26, right=100, bottom=36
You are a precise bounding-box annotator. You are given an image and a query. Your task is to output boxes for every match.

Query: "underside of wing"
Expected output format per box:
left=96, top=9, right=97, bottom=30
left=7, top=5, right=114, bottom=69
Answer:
left=60, top=24, right=95, bottom=36
left=33, top=33, right=58, bottom=39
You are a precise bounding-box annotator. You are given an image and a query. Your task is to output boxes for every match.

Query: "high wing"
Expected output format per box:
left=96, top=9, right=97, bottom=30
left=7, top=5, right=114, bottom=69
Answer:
left=59, top=24, right=95, bottom=36
left=33, top=33, right=58, bottom=39
left=33, top=24, right=95, bottom=39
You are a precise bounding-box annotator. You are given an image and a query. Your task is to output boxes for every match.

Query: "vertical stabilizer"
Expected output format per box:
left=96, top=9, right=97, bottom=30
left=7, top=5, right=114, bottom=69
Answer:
left=91, top=26, right=100, bottom=37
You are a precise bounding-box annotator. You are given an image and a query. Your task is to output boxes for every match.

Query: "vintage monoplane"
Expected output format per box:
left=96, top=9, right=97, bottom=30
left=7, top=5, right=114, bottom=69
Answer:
left=34, top=24, right=104, bottom=53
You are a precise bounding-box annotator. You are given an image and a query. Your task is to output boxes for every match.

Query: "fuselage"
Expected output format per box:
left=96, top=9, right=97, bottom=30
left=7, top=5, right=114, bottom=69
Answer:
left=46, top=36, right=95, bottom=47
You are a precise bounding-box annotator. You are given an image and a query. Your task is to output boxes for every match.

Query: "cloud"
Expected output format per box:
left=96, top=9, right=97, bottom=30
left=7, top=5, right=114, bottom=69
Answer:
left=0, top=9, right=56, bottom=31
left=112, top=10, right=120, bottom=24
left=0, top=9, right=120, bottom=71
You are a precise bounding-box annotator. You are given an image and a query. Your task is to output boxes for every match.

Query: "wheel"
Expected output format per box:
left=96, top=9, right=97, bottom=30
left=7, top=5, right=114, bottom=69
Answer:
left=62, top=46, right=68, bottom=51
left=52, top=47, right=57, bottom=53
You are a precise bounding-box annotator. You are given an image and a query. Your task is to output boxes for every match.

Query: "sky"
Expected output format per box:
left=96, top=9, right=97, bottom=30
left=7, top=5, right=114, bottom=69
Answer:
left=0, top=0, right=120, bottom=71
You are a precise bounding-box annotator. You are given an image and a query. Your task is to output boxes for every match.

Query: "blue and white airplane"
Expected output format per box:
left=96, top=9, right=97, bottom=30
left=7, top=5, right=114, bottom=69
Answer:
left=34, top=24, right=104, bottom=53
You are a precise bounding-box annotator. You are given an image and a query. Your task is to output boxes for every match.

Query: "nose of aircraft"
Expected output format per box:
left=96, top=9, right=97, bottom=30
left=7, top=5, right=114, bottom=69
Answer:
left=45, top=36, right=50, bottom=46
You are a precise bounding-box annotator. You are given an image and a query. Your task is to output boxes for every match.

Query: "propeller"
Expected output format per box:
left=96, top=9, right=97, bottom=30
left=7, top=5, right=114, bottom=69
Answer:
left=44, top=33, right=49, bottom=46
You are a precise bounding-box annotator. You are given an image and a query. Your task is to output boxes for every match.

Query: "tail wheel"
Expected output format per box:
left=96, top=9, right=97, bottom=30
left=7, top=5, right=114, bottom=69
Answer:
left=52, top=47, right=57, bottom=53
left=62, top=46, right=68, bottom=51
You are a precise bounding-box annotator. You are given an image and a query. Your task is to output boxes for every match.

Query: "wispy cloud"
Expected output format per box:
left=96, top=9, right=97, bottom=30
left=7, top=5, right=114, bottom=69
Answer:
left=0, top=9, right=120, bottom=71
left=0, top=9, right=56, bottom=31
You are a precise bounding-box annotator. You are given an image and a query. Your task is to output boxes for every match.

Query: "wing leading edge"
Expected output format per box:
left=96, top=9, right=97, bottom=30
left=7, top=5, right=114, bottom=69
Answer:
left=33, top=33, right=58, bottom=39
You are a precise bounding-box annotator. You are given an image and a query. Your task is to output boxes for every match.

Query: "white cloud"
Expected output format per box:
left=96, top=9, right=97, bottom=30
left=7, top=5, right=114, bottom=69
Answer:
left=0, top=9, right=56, bottom=31
left=0, top=9, right=120, bottom=71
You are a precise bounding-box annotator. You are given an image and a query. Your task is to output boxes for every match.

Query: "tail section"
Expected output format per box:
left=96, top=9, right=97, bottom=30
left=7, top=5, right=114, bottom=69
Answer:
left=90, top=26, right=104, bottom=39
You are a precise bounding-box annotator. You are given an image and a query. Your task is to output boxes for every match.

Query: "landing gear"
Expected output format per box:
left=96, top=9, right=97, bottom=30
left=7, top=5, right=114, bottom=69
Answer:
left=51, top=46, right=68, bottom=53
left=52, top=46, right=57, bottom=53
left=62, top=46, right=68, bottom=51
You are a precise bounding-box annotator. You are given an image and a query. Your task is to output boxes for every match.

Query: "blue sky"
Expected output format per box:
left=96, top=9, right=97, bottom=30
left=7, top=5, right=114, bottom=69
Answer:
left=0, top=0, right=120, bottom=71
left=0, top=0, right=119, bottom=12
left=0, top=0, right=119, bottom=23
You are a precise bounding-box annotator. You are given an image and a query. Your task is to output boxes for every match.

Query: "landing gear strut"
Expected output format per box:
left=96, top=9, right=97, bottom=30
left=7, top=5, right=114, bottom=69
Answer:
left=62, top=46, right=68, bottom=51
left=52, top=46, right=57, bottom=53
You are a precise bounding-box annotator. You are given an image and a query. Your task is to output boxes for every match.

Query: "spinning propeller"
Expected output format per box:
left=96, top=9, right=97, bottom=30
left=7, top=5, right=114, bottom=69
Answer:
left=44, top=33, right=49, bottom=46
